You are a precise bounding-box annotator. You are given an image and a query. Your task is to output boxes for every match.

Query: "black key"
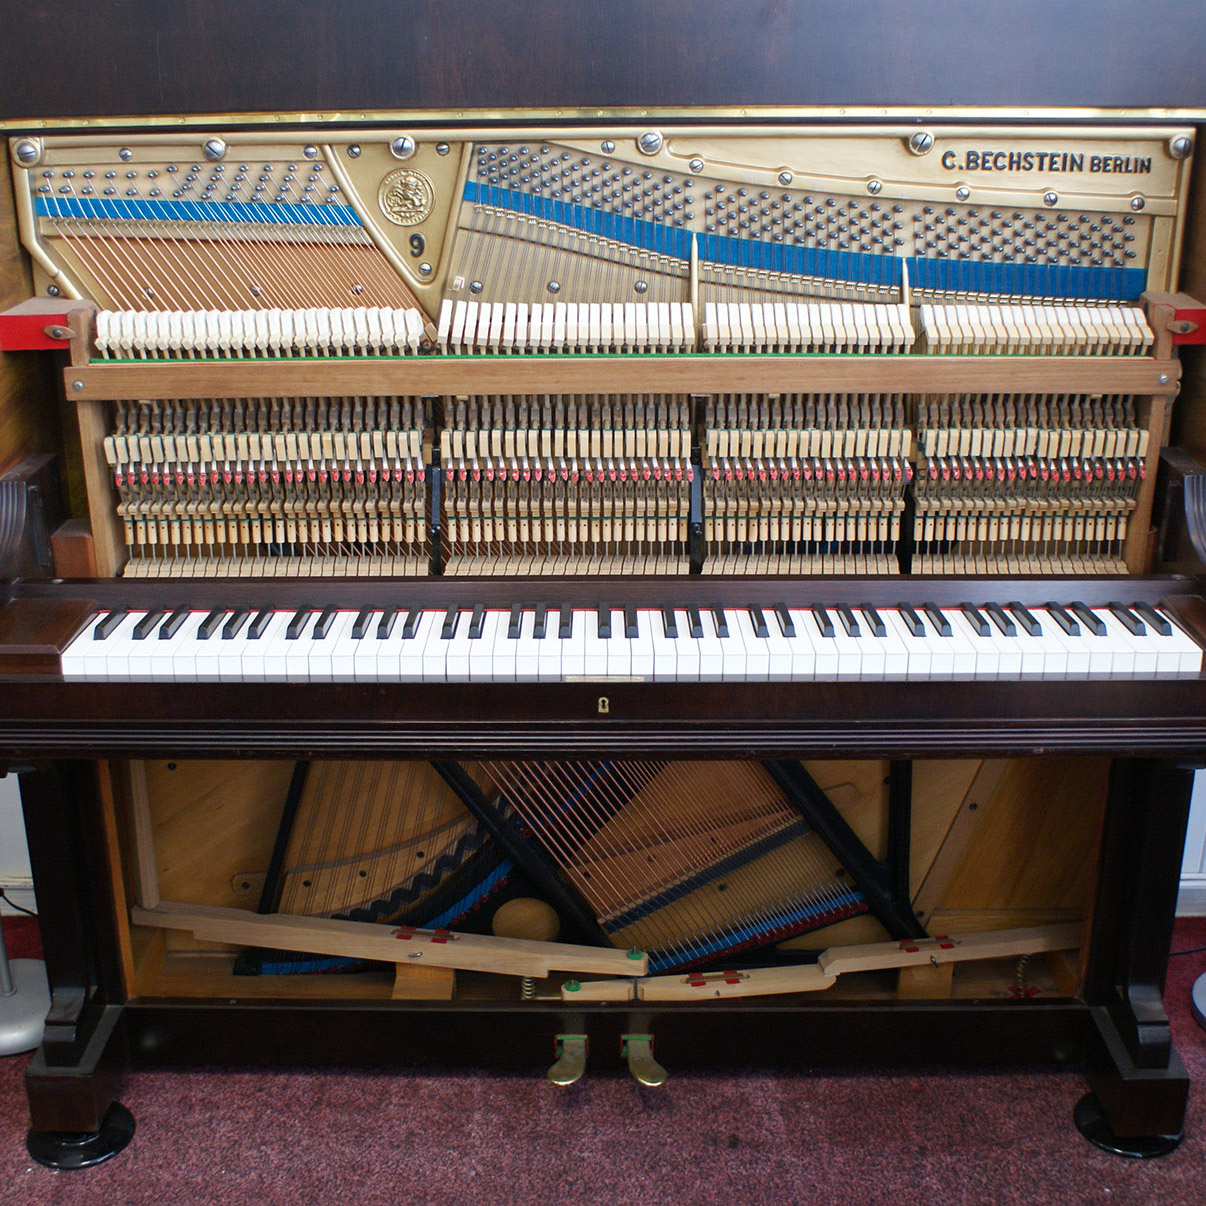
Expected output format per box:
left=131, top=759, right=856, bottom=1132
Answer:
left=223, top=609, right=250, bottom=640
left=313, top=607, right=337, bottom=639
left=597, top=605, right=612, bottom=640
left=662, top=608, right=678, bottom=639
left=687, top=607, right=704, bottom=639
left=860, top=605, right=887, bottom=638
left=286, top=609, right=312, bottom=640
left=197, top=609, right=225, bottom=640
left=133, top=609, right=167, bottom=640
left=836, top=606, right=859, bottom=638
left=712, top=608, right=730, bottom=638
left=624, top=605, right=639, bottom=638
left=959, top=603, right=989, bottom=638
left=1069, top=601, right=1106, bottom=637
left=984, top=603, right=1016, bottom=637
left=812, top=607, right=835, bottom=638
left=378, top=608, right=400, bottom=639
left=468, top=604, right=486, bottom=639
left=508, top=604, right=523, bottom=640
left=749, top=607, right=769, bottom=639
left=774, top=604, right=796, bottom=638
left=922, top=603, right=951, bottom=637
left=897, top=604, right=925, bottom=637
left=247, top=609, right=273, bottom=639
left=441, top=605, right=460, bottom=640
left=160, top=608, right=189, bottom=639
left=559, top=605, right=573, bottom=639
left=1108, top=602, right=1145, bottom=636
left=351, top=607, right=373, bottom=639
left=1006, top=602, right=1042, bottom=636
left=94, top=610, right=128, bottom=640
left=534, top=604, right=549, bottom=640
left=1132, top=602, right=1172, bottom=636
left=401, top=609, right=420, bottom=640
left=1045, top=603, right=1079, bottom=636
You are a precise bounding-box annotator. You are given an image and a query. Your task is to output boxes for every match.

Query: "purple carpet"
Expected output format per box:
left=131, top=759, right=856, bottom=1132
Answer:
left=2, top=915, right=1204, bottom=1204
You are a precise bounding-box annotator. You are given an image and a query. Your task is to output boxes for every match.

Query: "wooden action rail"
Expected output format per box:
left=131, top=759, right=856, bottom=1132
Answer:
left=560, top=922, right=1081, bottom=1001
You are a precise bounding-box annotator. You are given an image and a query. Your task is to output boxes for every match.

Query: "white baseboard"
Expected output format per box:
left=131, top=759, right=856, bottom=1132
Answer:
left=0, top=879, right=36, bottom=917
left=1177, top=874, right=1206, bottom=917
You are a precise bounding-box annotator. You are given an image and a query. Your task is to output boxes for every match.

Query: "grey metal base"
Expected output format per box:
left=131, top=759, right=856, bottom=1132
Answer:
left=1193, top=972, right=1206, bottom=1031
left=0, top=959, right=50, bottom=1055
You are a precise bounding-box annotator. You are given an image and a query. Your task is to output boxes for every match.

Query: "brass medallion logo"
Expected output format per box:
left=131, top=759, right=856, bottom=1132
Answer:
left=378, top=168, right=434, bottom=226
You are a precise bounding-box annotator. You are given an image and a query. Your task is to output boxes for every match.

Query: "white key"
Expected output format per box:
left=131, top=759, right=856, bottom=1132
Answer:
left=835, top=608, right=883, bottom=680
left=695, top=608, right=726, bottom=681
left=673, top=610, right=701, bottom=683
left=629, top=610, right=656, bottom=680
left=714, top=610, right=748, bottom=681
left=443, top=609, right=476, bottom=682
left=395, top=611, right=437, bottom=681
left=536, top=611, right=563, bottom=682
left=97, top=612, right=146, bottom=681
left=350, top=610, right=386, bottom=682
left=1145, top=609, right=1205, bottom=673
left=311, top=611, right=354, bottom=682
left=783, top=610, right=822, bottom=680
left=939, top=609, right=983, bottom=678
left=468, top=610, right=505, bottom=682
left=127, top=612, right=172, bottom=679
left=169, top=612, right=211, bottom=681
left=883, top=609, right=932, bottom=678
left=511, top=610, right=541, bottom=683
left=732, top=608, right=770, bottom=681
left=1091, top=609, right=1140, bottom=677
left=583, top=609, right=613, bottom=679
left=649, top=609, right=680, bottom=682
left=244, top=612, right=291, bottom=681
left=1040, top=608, right=1092, bottom=676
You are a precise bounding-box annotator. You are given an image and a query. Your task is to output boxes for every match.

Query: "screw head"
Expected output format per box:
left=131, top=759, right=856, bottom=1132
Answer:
left=1131, top=195, right=1146, bottom=211
left=908, top=130, right=934, bottom=156
left=118, top=147, right=134, bottom=163
left=1169, top=135, right=1193, bottom=160
left=1158, top=373, right=1171, bottom=385
left=202, top=137, right=227, bottom=162
left=867, top=179, right=883, bottom=196
left=778, top=170, right=794, bottom=186
left=600, top=140, right=616, bottom=154
left=47, top=284, right=61, bottom=297
left=13, top=138, right=41, bottom=166
left=469, top=280, right=483, bottom=294
left=418, top=262, right=432, bottom=276
left=389, top=136, right=416, bottom=160
left=634, top=280, right=648, bottom=294
left=689, top=157, right=704, bottom=174
left=955, top=186, right=970, bottom=201
left=71, top=379, right=84, bottom=392
left=1043, top=191, right=1059, bottom=207
left=303, top=145, right=319, bottom=160
left=436, top=142, right=451, bottom=156
left=637, top=130, right=663, bottom=156
left=547, top=280, right=561, bottom=294
left=347, top=144, right=362, bottom=159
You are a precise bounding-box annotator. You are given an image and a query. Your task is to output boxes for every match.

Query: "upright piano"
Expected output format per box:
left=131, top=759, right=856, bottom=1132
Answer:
left=3, top=5, right=1206, bottom=1168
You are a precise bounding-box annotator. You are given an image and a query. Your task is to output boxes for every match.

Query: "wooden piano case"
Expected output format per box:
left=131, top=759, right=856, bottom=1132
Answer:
left=2, top=0, right=1206, bottom=1165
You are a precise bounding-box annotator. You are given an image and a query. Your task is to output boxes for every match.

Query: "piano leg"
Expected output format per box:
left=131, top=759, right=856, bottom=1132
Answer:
left=1078, top=757, right=1194, bottom=1156
left=17, top=761, right=134, bottom=1168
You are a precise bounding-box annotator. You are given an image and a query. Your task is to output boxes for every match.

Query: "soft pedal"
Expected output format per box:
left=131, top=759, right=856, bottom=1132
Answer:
left=547, top=1034, right=588, bottom=1086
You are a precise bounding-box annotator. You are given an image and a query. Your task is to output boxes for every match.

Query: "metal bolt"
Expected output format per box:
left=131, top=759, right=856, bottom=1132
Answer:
left=71, top=379, right=84, bottom=392
left=634, top=280, right=648, bottom=294
left=1169, top=135, right=1193, bottom=160
left=867, top=179, right=883, bottom=196
left=1043, top=191, right=1059, bottom=207
left=118, top=147, right=133, bottom=162
left=955, top=186, right=970, bottom=201
left=1131, top=195, right=1146, bottom=211
left=13, top=138, right=40, bottom=166
left=347, top=144, right=362, bottom=159
left=47, top=284, right=60, bottom=297
left=547, top=280, right=561, bottom=294
left=202, top=138, right=227, bottom=162
left=778, top=170, right=794, bottom=186
left=637, top=130, right=663, bottom=156
left=436, top=142, right=451, bottom=156
left=689, top=157, right=704, bottom=174
left=601, top=140, right=616, bottom=154
left=469, top=280, right=484, bottom=294
left=389, top=136, right=416, bottom=160
left=303, top=145, right=318, bottom=160
left=1158, top=373, right=1170, bottom=385
left=908, top=130, right=934, bottom=156
left=418, top=262, right=432, bottom=275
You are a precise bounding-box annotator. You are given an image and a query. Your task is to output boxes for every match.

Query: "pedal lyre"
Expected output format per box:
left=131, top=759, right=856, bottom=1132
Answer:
left=547, top=1034, right=588, bottom=1086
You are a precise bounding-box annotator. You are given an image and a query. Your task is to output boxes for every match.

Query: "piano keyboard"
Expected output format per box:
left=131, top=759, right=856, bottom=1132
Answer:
left=59, top=600, right=1203, bottom=682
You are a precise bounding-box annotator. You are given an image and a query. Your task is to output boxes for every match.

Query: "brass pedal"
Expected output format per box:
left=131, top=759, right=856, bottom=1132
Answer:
left=622, top=1034, right=667, bottom=1086
left=547, top=1034, right=588, bottom=1086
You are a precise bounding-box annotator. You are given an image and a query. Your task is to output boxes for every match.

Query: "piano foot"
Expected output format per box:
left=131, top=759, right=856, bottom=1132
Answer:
left=26, top=1100, right=135, bottom=1170
left=622, top=1034, right=667, bottom=1087
left=547, top=1034, right=588, bottom=1086
left=1073, top=1093, right=1182, bottom=1159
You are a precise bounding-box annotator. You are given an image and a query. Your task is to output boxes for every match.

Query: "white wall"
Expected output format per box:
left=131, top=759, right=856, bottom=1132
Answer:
left=1179, top=771, right=1206, bottom=915
left=0, top=773, right=35, bottom=914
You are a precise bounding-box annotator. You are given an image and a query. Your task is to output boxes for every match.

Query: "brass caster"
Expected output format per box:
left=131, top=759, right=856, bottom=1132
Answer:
left=547, top=1034, right=588, bottom=1086
left=622, top=1033, right=667, bottom=1086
